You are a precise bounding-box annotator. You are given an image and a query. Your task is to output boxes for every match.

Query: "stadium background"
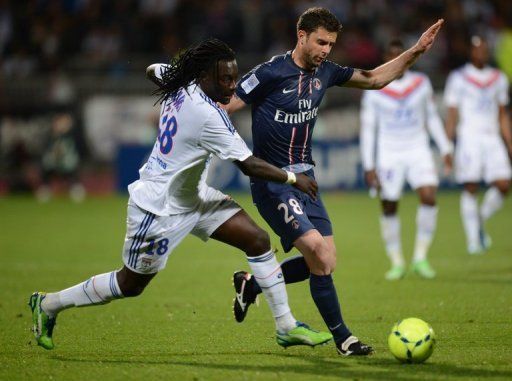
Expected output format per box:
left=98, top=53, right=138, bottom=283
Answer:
left=1, top=0, right=512, bottom=195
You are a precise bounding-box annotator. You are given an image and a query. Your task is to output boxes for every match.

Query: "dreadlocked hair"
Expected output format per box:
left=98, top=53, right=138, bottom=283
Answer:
left=155, top=38, right=235, bottom=104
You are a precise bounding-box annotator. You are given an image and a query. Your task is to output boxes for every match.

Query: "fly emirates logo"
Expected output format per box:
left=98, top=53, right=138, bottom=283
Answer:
left=274, top=99, right=318, bottom=124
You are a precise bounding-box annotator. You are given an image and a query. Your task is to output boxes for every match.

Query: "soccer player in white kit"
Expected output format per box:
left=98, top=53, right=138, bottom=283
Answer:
left=444, top=36, right=512, bottom=255
left=28, top=39, right=332, bottom=350
left=360, top=40, right=453, bottom=280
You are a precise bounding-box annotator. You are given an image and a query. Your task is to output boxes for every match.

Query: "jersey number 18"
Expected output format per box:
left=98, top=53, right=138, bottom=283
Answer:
left=159, top=115, right=178, bottom=154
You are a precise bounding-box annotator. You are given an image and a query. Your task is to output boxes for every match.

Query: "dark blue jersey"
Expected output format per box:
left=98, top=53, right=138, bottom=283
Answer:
left=236, top=51, right=353, bottom=171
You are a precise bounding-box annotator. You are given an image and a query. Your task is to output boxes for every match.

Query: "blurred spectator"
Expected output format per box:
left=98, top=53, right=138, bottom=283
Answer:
left=82, top=23, right=123, bottom=65
left=0, top=0, right=507, bottom=80
left=139, top=0, right=178, bottom=16
left=36, top=112, right=85, bottom=202
left=339, top=24, right=380, bottom=69
left=0, top=1, right=12, bottom=56
left=1, top=116, right=48, bottom=192
left=2, top=45, right=37, bottom=78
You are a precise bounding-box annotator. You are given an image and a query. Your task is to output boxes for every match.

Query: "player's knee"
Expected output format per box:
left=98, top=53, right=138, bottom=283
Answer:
left=245, top=228, right=271, bottom=256
left=311, top=259, right=335, bottom=275
left=463, top=183, right=479, bottom=194
left=382, top=200, right=398, bottom=215
left=420, top=196, right=436, bottom=206
left=325, top=247, right=337, bottom=272
left=326, top=255, right=337, bottom=273
left=308, top=242, right=336, bottom=274
left=116, top=269, right=151, bottom=297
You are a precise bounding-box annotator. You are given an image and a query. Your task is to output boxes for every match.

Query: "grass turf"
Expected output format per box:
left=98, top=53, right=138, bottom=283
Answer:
left=0, top=192, right=511, bottom=381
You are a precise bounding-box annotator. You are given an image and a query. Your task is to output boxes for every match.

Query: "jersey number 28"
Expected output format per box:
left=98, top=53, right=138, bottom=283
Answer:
left=277, top=198, right=304, bottom=223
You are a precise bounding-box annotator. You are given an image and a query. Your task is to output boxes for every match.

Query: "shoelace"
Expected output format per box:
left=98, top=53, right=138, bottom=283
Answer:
left=296, top=321, right=320, bottom=333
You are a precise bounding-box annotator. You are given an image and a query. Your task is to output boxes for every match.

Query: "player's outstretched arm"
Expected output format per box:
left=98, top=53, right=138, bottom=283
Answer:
left=235, top=156, right=318, bottom=199
left=345, top=19, right=444, bottom=89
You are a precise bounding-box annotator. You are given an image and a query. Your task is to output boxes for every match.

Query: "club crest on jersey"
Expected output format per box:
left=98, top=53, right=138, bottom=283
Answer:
left=140, top=257, right=153, bottom=270
left=313, top=78, right=322, bottom=90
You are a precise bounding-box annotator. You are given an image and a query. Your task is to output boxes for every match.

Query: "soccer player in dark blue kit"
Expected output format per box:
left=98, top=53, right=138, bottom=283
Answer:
left=225, top=7, right=444, bottom=356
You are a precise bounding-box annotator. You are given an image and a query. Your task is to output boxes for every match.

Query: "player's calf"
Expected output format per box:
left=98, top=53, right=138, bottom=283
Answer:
left=116, top=266, right=155, bottom=297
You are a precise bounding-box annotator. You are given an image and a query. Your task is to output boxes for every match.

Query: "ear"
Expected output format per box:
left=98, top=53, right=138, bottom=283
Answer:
left=197, top=68, right=213, bottom=87
left=297, top=30, right=307, bottom=45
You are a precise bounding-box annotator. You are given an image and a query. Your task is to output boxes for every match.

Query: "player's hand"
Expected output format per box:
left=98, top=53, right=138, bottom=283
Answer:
left=415, top=19, right=444, bottom=53
left=364, top=170, right=380, bottom=190
left=443, top=154, right=453, bottom=176
left=364, top=170, right=380, bottom=198
left=294, top=173, right=318, bottom=200
left=218, top=95, right=246, bottom=115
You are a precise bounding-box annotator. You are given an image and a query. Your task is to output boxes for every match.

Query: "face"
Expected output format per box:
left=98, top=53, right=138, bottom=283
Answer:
left=201, top=59, right=238, bottom=104
left=298, top=27, right=337, bottom=69
left=470, top=40, right=489, bottom=67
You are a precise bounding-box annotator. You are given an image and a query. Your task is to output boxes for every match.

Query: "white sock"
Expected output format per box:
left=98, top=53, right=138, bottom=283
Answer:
left=247, top=250, right=296, bottom=332
left=41, top=271, right=123, bottom=317
left=480, top=187, right=504, bottom=222
left=461, top=191, right=480, bottom=249
left=380, top=215, right=404, bottom=267
left=413, top=205, right=438, bottom=263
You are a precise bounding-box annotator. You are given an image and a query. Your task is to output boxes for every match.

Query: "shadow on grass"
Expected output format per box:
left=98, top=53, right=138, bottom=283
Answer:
left=51, top=351, right=512, bottom=380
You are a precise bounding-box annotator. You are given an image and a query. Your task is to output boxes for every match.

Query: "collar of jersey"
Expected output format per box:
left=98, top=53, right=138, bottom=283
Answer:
left=465, top=63, right=491, bottom=74
left=286, top=50, right=317, bottom=74
left=188, top=83, right=222, bottom=110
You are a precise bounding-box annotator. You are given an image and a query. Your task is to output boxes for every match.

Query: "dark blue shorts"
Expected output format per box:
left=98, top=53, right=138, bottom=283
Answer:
left=250, top=170, right=332, bottom=253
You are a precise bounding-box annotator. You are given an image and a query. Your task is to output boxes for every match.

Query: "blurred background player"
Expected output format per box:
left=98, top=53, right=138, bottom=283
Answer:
left=360, top=39, right=453, bottom=280
left=224, top=7, right=443, bottom=356
left=29, top=39, right=331, bottom=350
left=36, top=111, right=85, bottom=203
left=444, top=36, right=512, bottom=255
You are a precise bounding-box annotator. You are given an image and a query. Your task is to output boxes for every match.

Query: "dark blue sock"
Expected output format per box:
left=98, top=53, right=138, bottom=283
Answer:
left=251, top=255, right=310, bottom=295
left=309, top=273, right=351, bottom=344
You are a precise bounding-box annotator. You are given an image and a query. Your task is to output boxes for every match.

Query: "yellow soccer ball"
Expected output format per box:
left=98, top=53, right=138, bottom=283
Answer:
left=388, top=317, right=435, bottom=363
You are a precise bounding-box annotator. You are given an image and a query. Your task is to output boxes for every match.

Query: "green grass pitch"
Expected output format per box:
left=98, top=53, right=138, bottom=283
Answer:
left=1, top=192, right=511, bottom=381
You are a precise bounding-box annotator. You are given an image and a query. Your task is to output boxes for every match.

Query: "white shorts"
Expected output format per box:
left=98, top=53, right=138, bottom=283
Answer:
left=122, top=186, right=241, bottom=274
left=455, top=134, right=512, bottom=184
left=377, top=146, right=438, bottom=201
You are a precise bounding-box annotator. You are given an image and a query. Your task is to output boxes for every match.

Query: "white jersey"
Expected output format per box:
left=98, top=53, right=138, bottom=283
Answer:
left=360, top=71, right=452, bottom=170
left=128, top=66, right=252, bottom=216
left=444, top=63, right=509, bottom=137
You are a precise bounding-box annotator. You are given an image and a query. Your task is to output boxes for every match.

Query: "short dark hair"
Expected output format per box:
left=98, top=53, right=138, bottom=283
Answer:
left=297, top=7, right=342, bottom=34
left=155, top=38, right=235, bottom=103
